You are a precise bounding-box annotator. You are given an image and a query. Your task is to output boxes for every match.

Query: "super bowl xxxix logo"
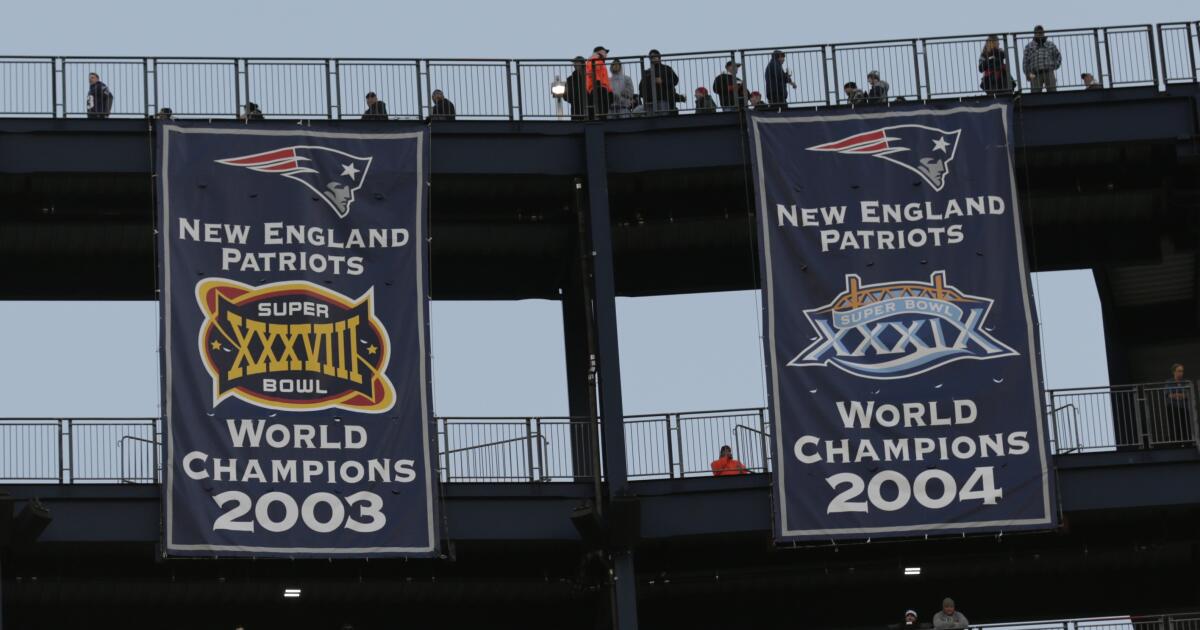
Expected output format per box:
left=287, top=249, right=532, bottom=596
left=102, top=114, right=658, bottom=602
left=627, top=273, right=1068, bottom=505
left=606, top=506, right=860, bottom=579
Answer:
left=791, top=271, right=1016, bottom=379
left=196, top=279, right=395, bottom=412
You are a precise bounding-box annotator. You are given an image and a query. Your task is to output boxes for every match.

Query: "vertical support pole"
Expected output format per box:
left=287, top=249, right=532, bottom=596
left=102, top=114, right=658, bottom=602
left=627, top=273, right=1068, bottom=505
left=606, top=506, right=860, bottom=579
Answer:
left=1146, top=26, right=1159, bottom=87
left=583, top=125, right=638, bottom=630
left=1098, top=28, right=1111, bottom=87
left=514, top=60, right=524, bottom=121
left=57, top=418, right=65, bottom=484
left=920, top=39, right=932, bottom=100
left=64, top=418, right=72, bottom=484
left=50, top=57, right=58, bottom=118
left=674, top=414, right=685, bottom=477
left=525, top=417, right=535, bottom=482
left=758, top=408, right=769, bottom=472
left=911, top=39, right=921, bottom=101
left=505, top=60, right=515, bottom=121
left=609, top=550, right=638, bottom=630
left=233, top=58, right=241, bottom=119
left=829, top=46, right=840, bottom=104
left=143, top=58, right=151, bottom=117
left=324, top=59, right=333, bottom=120
left=664, top=417, right=674, bottom=479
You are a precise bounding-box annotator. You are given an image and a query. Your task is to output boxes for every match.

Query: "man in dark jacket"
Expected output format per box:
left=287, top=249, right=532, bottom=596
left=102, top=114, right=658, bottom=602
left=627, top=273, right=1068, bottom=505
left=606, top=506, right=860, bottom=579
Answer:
left=563, top=56, right=588, bottom=120
left=240, top=101, right=264, bottom=121
left=712, top=60, right=747, bottom=111
left=87, top=73, right=113, bottom=119
left=429, top=89, right=456, bottom=121
left=865, top=70, right=890, bottom=104
left=843, top=82, right=867, bottom=106
left=764, top=50, right=796, bottom=110
left=362, top=92, right=388, bottom=120
left=639, top=49, right=681, bottom=115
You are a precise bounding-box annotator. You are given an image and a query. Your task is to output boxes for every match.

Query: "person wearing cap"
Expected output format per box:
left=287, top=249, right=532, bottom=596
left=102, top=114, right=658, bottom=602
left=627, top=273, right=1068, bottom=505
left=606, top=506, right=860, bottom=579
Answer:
left=639, top=49, right=681, bottom=115
left=890, top=609, right=931, bottom=630
left=586, top=46, right=613, bottom=119
left=693, top=86, right=717, bottom=114
left=932, top=598, right=969, bottom=630
left=609, top=59, right=638, bottom=118
left=564, top=56, right=589, bottom=120
left=362, top=91, right=388, bottom=120
left=1023, top=25, right=1061, bottom=93
left=748, top=90, right=770, bottom=112
left=155, top=107, right=173, bottom=120
left=712, top=60, right=748, bottom=111
left=764, top=50, right=797, bottom=110
left=866, top=70, right=890, bottom=105
left=1082, top=72, right=1102, bottom=90
left=429, top=89, right=456, bottom=121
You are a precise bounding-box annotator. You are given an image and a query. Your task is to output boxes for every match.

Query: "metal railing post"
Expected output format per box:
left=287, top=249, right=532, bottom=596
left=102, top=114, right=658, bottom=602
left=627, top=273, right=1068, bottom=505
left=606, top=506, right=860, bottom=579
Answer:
left=1009, top=34, right=1024, bottom=93
left=1134, top=384, right=1148, bottom=448
left=57, top=418, right=65, bottom=484
left=514, top=60, right=524, bottom=121
left=416, top=60, right=426, bottom=121
left=911, top=39, right=921, bottom=101
left=673, top=414, right=685, bottom=477
left=233, top=58, right=241, bottom=118
left=64, top=418, right=72, bottom=483
left=920, top=38, right=932, bottom=100
left=757, top=408, right=769, bottom=472
left=505, top=60, right=515, bottom=121
left=324, top=59, right=333, bottom=119
left=1099, top=28, right=1112, bottom=87
left=243, top=59, right=252, bottom=115
left=332, top=59, right=342, bottom=120
left=50, top=57, right=58, bottom=118
left=1147, top=26, right=1161, bottom=87
left=664, top=415, right=675, bottom=479
left=524, top=417, right=535, bottom=481
left=829, top=45, right=840, bottom=104
left=143, top=58, right=151, bottom=116
left=1189, top=381, right=1200, bottom=453
left=1157, top=25, right=1169, bottom=86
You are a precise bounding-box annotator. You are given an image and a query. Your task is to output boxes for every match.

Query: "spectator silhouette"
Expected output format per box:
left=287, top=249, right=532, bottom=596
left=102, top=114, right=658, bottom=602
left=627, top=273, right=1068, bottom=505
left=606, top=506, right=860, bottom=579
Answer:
left=891, top=609, right=930, bottom=630
left=712, top=60, right=747, bottom=111
left=429, top=89, right=456, bottom=121
left=640, top=49, right=681, bottom=115
left=843, top=81, right=866, bottom=106
left=866, top=70, right=889, bottom=104
left=87, top=73, right=113, bottom=119
left=155, top=107, right=173, bottom=120
left=564, top=56, right=588, bottom=120
left=1082, top=72, right=1102, bottom=90
left=586, top=46, right=613, bottom=119
left=1023, top=25, right=1062, bottom=93
left=240, top=102, right=264, bottom=122
left=979, top=35, right=1015, bottom=95
left=362, top=92, right=388, bottom=120
left=748, top=91, right=770, bottom=111
left=693, top=87, right=717, bottom=114
left=609, top=59, right=637, bottom=118
left=1164, top=363, right=1194, bottom=445
left=710, top=445, right=749, bottom=476
left=932, top=598, right=968, bottom=630
left=764, top=50, right=796, bottom=110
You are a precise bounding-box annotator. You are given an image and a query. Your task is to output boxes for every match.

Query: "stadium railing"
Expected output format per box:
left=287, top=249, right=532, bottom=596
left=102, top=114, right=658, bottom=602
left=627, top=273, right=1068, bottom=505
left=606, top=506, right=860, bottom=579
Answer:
left=1, top=381, right=1196, bottom=484
left=963, top=613, right=1200, bottom=630
left=2, top=20, right=1195, bottom=120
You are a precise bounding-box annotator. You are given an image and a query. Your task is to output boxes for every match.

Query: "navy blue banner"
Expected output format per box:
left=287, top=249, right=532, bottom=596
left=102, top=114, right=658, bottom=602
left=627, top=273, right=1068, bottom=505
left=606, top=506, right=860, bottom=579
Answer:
left=157, top=123, right=438, bottom=556
left=748, top=105, right=1056, bottom=540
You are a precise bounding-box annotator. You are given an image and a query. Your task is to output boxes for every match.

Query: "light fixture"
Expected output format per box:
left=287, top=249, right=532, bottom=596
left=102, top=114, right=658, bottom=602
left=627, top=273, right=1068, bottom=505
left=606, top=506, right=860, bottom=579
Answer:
left=283, top=588, right=302, bottom=598
left=551, top=75, right=567, bottom=120
left=904, top=567, right=921, bottom=576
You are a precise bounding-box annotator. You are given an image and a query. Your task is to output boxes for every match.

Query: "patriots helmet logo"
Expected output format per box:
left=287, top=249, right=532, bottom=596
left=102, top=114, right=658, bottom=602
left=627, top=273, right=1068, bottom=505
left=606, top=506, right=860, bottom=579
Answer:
left=807, top=125, right=962, bottom=191
left=216, top=146, right=373, bottom=218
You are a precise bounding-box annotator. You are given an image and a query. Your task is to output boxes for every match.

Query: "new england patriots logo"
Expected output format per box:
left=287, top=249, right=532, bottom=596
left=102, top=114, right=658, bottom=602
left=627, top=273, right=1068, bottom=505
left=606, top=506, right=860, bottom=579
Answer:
left=807, top=125, right=961, bottom=191
left=216, top=146, right=373, bottom=218
left=792, top=271, right=1016, bottom=379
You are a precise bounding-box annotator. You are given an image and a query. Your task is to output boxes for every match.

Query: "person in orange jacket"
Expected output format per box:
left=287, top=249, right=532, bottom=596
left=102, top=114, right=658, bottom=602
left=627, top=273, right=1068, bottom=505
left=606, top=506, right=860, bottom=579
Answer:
left=710, top=445, right=749, bottom=476
left=586, top=45, right=613, bottom=119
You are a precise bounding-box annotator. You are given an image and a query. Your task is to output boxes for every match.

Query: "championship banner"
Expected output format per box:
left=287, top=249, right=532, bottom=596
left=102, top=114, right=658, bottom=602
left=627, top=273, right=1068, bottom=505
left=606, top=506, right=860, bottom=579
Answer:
left=748, top=104, right=1056, bottom=541
left=157, top=123, right=438, bottom=556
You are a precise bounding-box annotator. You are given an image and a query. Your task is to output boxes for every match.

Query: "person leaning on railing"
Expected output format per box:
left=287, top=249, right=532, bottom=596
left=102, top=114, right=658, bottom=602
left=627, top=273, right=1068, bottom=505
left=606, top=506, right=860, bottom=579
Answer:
left=586, top=45, right=613, bottom=119
left=764, top=49, right=796, bottom=110
left=429, top=89, right=456, bottom=121
left=87, top=72, right=113, bottom=119
left=979, top=34, right=1015, bottom=96
left=710, top=445, right=749, bottom=476
left=932, top=598, right=969, bottom=630
left=693, top=87, right=717, bottom=114
left=640, top=49, right=682, bottom=115
left=1165, top=363, right=1194, bottom=445
left=362, top=91, right=388, bottom=120
left=712, top=60, right=747, bottom=112
left=609, top=59, right=638, bottom=117
left=866, top=70, right=889, bottom=104
left=564, top=56, right=589, bottom=120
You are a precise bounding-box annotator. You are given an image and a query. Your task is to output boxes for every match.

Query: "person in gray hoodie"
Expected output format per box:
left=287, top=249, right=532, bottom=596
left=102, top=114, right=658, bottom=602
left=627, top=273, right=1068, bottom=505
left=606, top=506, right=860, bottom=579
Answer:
left=932, top=598, right=969, bottom=630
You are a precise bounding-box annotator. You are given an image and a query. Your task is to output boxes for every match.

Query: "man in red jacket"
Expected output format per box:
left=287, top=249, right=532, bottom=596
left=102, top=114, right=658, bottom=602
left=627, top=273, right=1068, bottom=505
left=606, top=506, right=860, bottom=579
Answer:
left=710, top=445, right=749, bottom=476
left=586, top=45, right=612, bottom=119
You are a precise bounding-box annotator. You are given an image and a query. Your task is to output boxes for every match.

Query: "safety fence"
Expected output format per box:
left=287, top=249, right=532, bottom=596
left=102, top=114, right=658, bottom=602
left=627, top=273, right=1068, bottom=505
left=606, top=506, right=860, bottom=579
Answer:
left=0, top=21, right=1195, bottom=120
left=1, top=382, right=1196, bottom=484
left=966, top=613, right=1200, bottom=630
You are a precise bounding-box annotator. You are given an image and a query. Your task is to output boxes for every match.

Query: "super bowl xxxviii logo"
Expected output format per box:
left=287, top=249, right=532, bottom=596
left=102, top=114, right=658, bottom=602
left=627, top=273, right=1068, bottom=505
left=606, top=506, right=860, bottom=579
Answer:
left=196, top=279, right=395, bottom=412
left=791, top=271, right=1016, bottom=379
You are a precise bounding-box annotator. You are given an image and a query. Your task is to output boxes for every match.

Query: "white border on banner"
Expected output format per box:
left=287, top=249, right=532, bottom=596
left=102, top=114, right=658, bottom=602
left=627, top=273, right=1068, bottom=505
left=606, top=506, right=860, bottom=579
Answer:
left=750, top=103, right=1053, bottom=538
left=160, top=125, right=436, bottom=555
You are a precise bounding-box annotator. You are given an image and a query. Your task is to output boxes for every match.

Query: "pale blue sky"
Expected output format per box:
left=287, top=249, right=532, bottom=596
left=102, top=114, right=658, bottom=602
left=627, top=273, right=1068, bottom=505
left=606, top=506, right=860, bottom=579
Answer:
left=0, top=0, right=1163, bottom=418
